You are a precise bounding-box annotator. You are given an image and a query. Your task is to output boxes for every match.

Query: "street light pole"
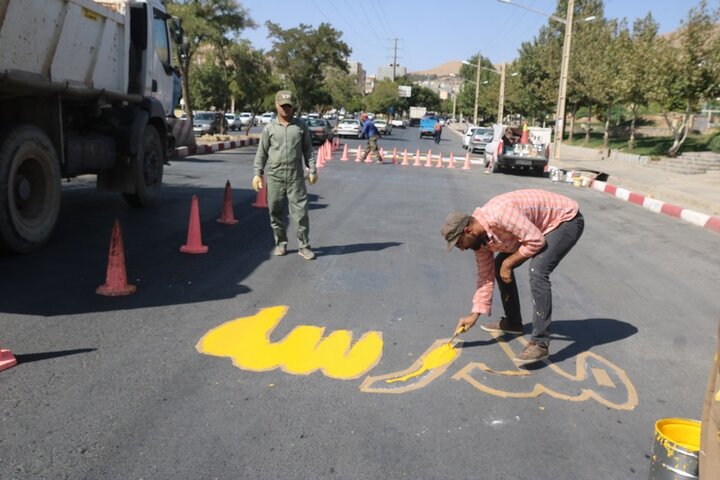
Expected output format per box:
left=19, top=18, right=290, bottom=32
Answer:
left=473, top=51, right=480, bottom=125
left=553, top=0, right=574, bottom=159
left=498, top=63, right=506, bottom=124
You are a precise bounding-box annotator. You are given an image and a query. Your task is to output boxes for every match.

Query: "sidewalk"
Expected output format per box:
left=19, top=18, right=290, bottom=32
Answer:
left=449, top=122, right=719, bottom=233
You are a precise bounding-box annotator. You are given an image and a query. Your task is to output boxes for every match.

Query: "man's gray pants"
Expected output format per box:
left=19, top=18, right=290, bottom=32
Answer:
left=267, top=177, right=310, bottom=249
left=494, top=212, right=585, bottom=346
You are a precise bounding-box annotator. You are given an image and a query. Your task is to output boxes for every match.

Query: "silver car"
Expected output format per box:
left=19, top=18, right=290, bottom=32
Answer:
left=469, top=127, right=494, bottom=153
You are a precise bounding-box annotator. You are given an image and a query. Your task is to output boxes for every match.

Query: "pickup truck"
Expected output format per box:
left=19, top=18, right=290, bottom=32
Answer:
left=419, top=115, right=438, bottom=139
left=483, top=124, right=552, bottom=175
left=0, top=0, right=181, bottom=252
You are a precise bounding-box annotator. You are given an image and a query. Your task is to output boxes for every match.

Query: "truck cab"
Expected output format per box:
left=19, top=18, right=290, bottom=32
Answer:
left=419, top=114, right=438, bottom=138
left=483, top=124, right=551, bottom=175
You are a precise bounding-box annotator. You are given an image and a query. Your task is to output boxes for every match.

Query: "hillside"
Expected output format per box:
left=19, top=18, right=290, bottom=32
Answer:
left=410, top=60, right=462, bottom=77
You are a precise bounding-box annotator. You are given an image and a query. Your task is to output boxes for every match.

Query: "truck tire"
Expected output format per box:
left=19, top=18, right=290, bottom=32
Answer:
left=0, top=125, right=61, bottom=253
left=123, top=126, right=164, bottom=207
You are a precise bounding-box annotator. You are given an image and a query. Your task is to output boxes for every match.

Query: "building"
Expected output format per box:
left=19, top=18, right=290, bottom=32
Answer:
left=377, top=64, right=407, bottom=81
left=347, top=61, right=366, bottom=94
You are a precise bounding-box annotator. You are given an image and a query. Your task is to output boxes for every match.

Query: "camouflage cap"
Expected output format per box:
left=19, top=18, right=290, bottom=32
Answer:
left=441, top=212, right=471, bottom=251
left=275, top=90, right=295, bottom=107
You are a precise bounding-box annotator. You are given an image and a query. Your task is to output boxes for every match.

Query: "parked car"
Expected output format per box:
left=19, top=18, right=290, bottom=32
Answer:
left=374, top=119, right=392, bottom=135
left=335, top=119, right=362, bottom=138
left=259, top=112, right=275, bottom=124
left=462, top=125, right=478, bottom=149
left=469, top=127, right=494, bottom=153
left=224, top=113, right=241, bottom=131
left=193, top=111, right=227, bottom=135
left=306, top=118, right=334, bottom=144
left=238, top=112, right=256, bottom=127
left=390, top=117, right=406, bottom=129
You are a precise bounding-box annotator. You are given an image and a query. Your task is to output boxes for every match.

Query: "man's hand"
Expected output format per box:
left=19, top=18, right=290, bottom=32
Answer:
left=308, top=173, right=318, bottom=185
left=455, top=313, right=480, bottom=334
left=251, top=175, right=263, bottom=192
left=499, top=261, right=513, bottom=284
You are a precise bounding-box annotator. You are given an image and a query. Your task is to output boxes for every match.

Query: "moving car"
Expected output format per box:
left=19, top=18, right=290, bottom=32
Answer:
left=335, top=119, right=362, bottom=138
left=306, top=118, right=334, bottom=144
left=193, top=111, right=227, bottom=135
left=462, top=125, right=478, bottom=149
left=390, top=117, right=406, bottom=128
left=224, top=113, right=241, bottom=131
left=374, top=119, right=392, bottom=135
left=238, top=112, right=256, bottom=127
left=259, top=112, right=275, bottom=124
left=469, top=127, right=494, bottom=153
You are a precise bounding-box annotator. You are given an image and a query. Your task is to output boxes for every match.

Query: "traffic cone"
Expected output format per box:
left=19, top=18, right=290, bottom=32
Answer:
left=425, top=150, right=433, bottom=167
left=0, top=343, right=16, bottom=372
left=180, top=195, right=208, bottom=254
left=392, top=147, right=397, bottom=164
left=413, top=149, right=421, bottom=166
left=252, top=176, right=268, bottom=208
left=96, top=219, right=137, bottom=296
left=520, top=122, right=529, bottom=145
left=356, top=144, right=362, bottom=162
left=448, top=152, right=456, bottom=169
left=401, top=149, right=409, bottom=166
left=217, top=180, right=238, bottom=225
left=436, top=152, right=444, bottom=168
left=325, top=140, right=332, bottom=160
left=341, top=144, right=349, bottom=161
left=316, top=147, right=325, bottom=170
left=462, top=152, right=471, bottom=170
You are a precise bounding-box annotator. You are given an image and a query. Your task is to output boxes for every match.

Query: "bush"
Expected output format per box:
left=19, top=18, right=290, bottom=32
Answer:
left=709, top=134, right=720, bottom=153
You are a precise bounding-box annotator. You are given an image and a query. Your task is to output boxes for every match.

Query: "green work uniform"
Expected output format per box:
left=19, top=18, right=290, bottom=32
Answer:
left=254, top=118, right=316, bottom=249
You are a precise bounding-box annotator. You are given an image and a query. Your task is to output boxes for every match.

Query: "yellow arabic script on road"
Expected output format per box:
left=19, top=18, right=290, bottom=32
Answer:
left=196, top=305, right=383, bottom=380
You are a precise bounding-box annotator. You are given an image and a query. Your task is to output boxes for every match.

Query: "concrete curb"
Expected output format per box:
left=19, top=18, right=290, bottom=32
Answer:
left=589, top=178, right=720, bottom=234
left=175, top=138, right=259, bottom=158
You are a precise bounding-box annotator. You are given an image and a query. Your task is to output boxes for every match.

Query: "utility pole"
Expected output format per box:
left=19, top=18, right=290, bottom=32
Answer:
left=497, top=63, right=506, bottom=124
left=473, top=51, right=480, bottom=125
left=391, top=38, right=398, bottom=82
left=553, top=0, right=574, bottom=159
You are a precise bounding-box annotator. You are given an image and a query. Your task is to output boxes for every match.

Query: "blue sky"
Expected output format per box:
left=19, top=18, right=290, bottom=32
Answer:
left=239, top=0, right=707, bottom=75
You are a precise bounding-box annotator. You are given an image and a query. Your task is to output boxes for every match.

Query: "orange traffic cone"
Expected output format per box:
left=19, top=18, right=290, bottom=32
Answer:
left=317, top=147, right=325, bottom=170
left=341, top=144, right=349, bottom=161
left=252, top=176, right=268, bottom=208
left=217, top=180, right=238, bottom=225
left=356, top=144, right=362, bottom=162
left=96, top=219, right=137, bottom=296
left=401, top=149, right=409, bottom=166
left=325, top=140, right=332, bottom=160
left=413, top=149, right=421, bottom=166
left=462, top=152, right=471, bottom=170
left=448, top=152, right=456, bottom=169
left=436, top=152, right=444, bottom=168
left=425, top=150, right=433, bottom=167
left=0, top=343, right=16, bottom=372
left=392, top=147, right=397, bottom=164
left=180, top=195, right=208, bottom=254
left=520, top=122, right=529, bottom=145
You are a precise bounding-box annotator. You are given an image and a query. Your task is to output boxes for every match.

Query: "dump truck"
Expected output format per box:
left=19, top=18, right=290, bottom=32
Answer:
left=483, top=124, right=552, bottom=175
left=409, top=106, right=427, bottom=127
left=0, top=0, right=181, bottom=253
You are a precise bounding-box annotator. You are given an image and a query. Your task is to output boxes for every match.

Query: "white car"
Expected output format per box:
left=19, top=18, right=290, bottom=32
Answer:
left=390, top=118, right=406, bottom=129
left=335, top=119, right=362, bottom=138
left=259, top=112, right=275, bottom=124
left=469, top=127, right=495, bottom=154
left=224, top=113, right=241, bottom=131
left=238, top=112, right=256, bottom=127
left=374, top=119, right=392, bottom=135
left=462, top=125, right=478, bottom=149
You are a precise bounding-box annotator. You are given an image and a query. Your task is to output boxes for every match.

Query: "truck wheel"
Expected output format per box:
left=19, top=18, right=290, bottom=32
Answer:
left=123, top=126, right=164, bottom=207
left=0, top=125, right=61, bottom=253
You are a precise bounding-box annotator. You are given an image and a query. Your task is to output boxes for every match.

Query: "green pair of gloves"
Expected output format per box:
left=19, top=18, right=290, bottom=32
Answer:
left=251, top=174, right=317, bottom=192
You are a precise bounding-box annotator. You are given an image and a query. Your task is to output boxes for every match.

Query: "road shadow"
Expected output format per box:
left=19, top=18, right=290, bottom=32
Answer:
left=461, top=318, right=637, bottom=368
left=314, top=242, right=402, bottom=256
left=15, top=348, right=97, bottom=364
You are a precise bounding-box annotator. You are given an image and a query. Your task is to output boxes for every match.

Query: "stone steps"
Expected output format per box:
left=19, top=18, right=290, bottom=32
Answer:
left=645, top=159, right=707, bottom=174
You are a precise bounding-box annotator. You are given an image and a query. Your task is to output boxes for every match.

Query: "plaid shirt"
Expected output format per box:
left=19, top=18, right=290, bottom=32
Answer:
left=470, top=189, right=579, bottom=315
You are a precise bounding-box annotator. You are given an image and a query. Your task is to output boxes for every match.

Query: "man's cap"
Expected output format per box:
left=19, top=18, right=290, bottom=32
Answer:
left=275, top=90, right=295, bottom=107
left=441, top=212, right=471, bottom=251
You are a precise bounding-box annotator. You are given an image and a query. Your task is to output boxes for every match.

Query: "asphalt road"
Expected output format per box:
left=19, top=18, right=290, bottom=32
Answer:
left=1, top=124, right=719, bottom=480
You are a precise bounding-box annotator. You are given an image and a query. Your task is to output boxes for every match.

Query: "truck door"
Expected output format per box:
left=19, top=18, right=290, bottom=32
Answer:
left=148, top=6, right=174, bottom=116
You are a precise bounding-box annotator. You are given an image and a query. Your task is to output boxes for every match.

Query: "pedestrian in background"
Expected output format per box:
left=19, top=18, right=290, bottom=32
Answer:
left=253, top=90, right=317, bottom=260
left=433, top=119, right=442, bottom=144
left=441, top=189, right=584, bottom=364
left=360, top=113, right=384, bottom=163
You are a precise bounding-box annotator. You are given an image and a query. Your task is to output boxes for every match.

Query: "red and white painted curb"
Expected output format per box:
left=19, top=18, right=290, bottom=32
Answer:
left=590, top=179, right=720, bottom=234
left=175, top=138, right=259, bottom=159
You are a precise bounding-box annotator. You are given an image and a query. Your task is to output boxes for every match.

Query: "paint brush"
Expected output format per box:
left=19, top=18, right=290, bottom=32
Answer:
left=448, top=325, right=465, bottom=346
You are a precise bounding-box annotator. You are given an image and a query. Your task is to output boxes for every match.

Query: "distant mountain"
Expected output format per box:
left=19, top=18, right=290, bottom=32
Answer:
left=410, top=60, right=462, bottom=77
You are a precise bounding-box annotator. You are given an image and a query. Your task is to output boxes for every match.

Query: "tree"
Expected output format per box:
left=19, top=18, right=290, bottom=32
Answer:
left=227, top=40, right=274, bottom=132
left=323, top=67, right=362, bottom=114
left=189, top=58, right=227, bottom=112
left=167, top=0, right=254, bottom=119
left=364, top=79, right=401, bottom=116
left=652, top=1, right=720, bottom=157
left=266, top=22, right=350, bottom=113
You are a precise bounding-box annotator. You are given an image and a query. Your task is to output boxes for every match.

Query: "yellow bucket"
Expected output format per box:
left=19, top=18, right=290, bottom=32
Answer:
left=648, top=418, right=701, bottom=479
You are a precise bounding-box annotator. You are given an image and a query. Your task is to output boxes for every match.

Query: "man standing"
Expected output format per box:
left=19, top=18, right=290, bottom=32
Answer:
left=441, top=189, right=584, bottom=364
left=253, top=90, right=317, bottom=260
left=360, top=114, right=384, bottom=163
left=433, top=119, right=442, bottom=144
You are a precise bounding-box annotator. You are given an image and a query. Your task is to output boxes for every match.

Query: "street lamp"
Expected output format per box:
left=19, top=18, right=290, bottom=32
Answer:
left=461, top=58, right=515, bottom=125
left=497, top=0, right=594, bottom=159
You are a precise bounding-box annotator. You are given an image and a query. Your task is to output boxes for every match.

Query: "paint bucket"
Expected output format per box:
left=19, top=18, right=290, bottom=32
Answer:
left=648, top=418, right=701, bottom=480
left=573, top=176, right=583, bottom=188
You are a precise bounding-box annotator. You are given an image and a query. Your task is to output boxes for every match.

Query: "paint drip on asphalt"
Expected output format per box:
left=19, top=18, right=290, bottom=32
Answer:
left=385, top=342, right=458, bottom=383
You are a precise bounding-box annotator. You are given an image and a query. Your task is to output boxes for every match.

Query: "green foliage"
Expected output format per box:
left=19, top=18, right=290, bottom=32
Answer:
left=363, top=80, right=401, bottom=115
left=323, top=67, right=362, bottom=112
left=228, top=40, right=275, bottom=114
left=708, top=134, right=720, bottom=153
left=189, top=60, right=228, bottom=111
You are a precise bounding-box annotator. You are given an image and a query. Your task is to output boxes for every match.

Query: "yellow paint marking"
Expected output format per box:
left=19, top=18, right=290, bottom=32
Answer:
left=591, top=367, right=615, bottom=388
left=196, top=306, right=383, bottom=380
left=386, top=343, right=457, bottom=383
left=359, top=339, right=462, bottom=394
